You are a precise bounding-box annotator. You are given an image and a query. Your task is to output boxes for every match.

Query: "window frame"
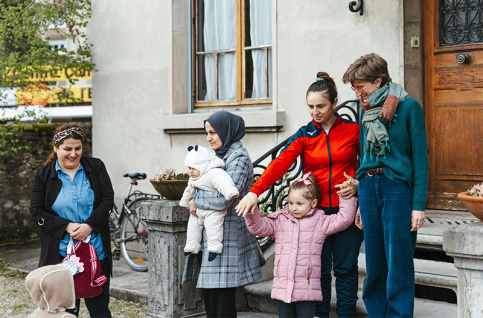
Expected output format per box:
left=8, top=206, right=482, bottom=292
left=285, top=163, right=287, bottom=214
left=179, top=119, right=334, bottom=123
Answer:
left=191, top=0, right=272, bottom=110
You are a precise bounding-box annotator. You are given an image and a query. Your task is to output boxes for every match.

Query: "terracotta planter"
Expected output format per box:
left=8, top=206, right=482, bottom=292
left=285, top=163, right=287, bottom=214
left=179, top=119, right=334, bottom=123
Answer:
left=149, top=179, right=188, bottom=200
left=457, top=191, right=483, bottom=221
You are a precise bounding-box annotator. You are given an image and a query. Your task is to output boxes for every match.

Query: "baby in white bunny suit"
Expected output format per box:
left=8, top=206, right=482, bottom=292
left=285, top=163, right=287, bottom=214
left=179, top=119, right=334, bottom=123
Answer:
left=179, top=145, right=239, bottom=261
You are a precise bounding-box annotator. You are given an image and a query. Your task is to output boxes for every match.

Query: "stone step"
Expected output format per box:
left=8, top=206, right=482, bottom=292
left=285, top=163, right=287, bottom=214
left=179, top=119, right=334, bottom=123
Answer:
left=417, top=209, right=479, bottom=250
left=358, top=253, right=457, bottom=293
left=243, top=280, right=457, bottom=317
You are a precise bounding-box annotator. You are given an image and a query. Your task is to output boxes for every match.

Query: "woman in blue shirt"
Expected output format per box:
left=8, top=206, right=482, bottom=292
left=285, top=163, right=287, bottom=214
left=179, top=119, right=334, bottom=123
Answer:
left=30, top=124, right=114, bottom=317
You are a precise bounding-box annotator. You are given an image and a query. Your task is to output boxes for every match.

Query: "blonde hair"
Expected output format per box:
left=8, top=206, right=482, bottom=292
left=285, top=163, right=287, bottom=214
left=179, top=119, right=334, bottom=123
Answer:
left=288, top=173, right=322, bottom=205
left=342, top=53, right=392, bottom=86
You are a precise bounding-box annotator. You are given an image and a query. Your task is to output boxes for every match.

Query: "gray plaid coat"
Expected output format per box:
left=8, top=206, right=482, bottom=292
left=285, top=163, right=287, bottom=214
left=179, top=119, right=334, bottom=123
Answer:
left=182, top=141, right=262, bottom=288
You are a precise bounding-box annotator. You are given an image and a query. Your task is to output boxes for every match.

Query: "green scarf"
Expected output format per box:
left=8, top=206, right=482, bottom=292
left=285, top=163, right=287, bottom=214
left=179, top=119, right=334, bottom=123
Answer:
left=362, top=82, right=408, bottom=161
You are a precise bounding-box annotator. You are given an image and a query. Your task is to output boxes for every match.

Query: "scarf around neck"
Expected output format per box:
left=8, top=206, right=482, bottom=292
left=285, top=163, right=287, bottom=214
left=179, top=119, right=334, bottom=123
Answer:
left=362, top=82, right=408, bottom=161
left=366, top=82, right=408, bottom=127
left=204, top=111, right=246, bottom=158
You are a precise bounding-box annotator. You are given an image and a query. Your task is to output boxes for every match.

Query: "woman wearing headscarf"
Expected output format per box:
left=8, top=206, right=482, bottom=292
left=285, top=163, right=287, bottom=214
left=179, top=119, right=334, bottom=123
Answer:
left=182, top=111, right=262, bottom=318
left=342, top=53, right=428, bottom=317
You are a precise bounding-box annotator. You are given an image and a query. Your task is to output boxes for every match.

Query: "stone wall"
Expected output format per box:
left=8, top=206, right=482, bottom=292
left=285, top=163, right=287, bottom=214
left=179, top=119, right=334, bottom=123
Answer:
left=0, top=123, right=92, bottom=244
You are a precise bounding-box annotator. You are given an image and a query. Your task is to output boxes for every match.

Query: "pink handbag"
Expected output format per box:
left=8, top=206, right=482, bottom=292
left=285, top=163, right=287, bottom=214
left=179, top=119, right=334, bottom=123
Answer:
left=61, top=236, right=107, bottom=299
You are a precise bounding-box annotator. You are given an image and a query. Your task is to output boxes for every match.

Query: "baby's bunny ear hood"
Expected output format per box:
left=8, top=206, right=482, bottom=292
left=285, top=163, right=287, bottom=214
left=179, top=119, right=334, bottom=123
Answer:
left=25, top=264, right=76, bottom=316
left=185, top=145, right=212, bottom=175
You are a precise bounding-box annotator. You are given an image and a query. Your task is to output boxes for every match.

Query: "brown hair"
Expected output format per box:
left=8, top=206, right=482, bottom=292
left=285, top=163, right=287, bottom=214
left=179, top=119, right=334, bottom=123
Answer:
left=306, top=72, right=338, bottom=104
left=44, top=124, right=85, bottom=166
left=288, top=173, right=322, bottom=205
left=342, top=53, right=392, bottom=86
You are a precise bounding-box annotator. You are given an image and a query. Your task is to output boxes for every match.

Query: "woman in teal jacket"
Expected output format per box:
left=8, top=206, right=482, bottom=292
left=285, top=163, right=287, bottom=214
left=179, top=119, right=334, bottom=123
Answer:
left=342, top=53, right=428, bottom=318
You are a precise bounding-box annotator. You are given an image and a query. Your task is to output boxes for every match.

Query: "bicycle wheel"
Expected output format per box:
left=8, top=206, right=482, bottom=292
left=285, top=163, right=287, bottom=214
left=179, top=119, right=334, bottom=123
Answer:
left=120, top=199, right=149, bottom=272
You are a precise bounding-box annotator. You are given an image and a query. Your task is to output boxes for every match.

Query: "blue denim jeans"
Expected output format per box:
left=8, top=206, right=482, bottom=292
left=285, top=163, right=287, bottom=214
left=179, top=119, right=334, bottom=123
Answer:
left=276, top=300, right=317, bottom=318
left=358, top=175, right=417, bottom=318
left=315, top=206, right=364, bottom=318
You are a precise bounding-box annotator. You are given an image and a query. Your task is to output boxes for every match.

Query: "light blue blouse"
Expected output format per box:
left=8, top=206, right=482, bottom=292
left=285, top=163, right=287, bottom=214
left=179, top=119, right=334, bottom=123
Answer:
left=52, top=160, right=106, bottom=260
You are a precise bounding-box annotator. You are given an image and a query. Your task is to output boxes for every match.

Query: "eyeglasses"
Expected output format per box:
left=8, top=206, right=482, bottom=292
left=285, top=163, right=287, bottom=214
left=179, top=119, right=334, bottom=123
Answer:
left=351, top=82, right=372, bottom=93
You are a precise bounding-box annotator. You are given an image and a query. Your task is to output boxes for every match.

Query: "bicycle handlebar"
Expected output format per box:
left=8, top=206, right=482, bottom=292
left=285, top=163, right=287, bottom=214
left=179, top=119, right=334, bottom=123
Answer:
left=123, top=173, right=147, bottom=180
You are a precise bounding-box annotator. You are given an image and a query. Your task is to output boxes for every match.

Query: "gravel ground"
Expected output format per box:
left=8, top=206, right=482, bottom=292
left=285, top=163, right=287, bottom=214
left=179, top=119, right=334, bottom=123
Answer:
left=0, top=262, right=147, bottom=318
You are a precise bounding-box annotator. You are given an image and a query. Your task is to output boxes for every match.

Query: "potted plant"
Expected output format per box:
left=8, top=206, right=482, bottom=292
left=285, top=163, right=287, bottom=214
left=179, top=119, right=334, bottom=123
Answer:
left=150, top=168, right=189, bottom=200
left=457, top=182, right=483, bottom=221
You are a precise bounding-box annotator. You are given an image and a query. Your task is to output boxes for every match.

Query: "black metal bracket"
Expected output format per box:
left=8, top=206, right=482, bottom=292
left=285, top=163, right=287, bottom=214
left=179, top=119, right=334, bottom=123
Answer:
left=349, top=0, right=363, bottom=15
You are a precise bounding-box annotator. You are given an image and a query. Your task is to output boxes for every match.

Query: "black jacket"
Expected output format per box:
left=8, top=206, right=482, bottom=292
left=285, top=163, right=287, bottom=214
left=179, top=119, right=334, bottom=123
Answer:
left=29, top=156, right=114, bottom=274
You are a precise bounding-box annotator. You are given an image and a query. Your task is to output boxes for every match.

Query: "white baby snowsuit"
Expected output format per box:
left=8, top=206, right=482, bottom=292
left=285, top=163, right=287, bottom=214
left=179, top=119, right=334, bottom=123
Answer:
left=180, top=146, right=239, bottom=254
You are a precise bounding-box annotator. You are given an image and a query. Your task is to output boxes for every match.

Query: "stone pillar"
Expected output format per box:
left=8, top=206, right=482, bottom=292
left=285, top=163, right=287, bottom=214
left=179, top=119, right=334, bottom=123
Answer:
left=443, top=222, right=483, bottom=318
left=140, top=200, right=203, bottom=318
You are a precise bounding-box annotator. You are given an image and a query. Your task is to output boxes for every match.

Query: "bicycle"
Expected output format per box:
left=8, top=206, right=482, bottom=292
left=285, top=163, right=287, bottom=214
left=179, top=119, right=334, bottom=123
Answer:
left=109, top=172, right=161, bottom=272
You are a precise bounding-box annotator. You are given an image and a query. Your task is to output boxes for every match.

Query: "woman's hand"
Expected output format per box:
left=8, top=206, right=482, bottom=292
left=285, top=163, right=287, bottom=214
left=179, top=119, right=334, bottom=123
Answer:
left=235, top=192, right=258, bottom=217
left=71, top=223, right=93, bottom=241
left=189, top=198, right=198, bottom=217
left=354, top=207, right=363, bottom=230
left=411, top=210, right=425, bottom=232
left=66, top=222, right=81, bottom=235
left=335, top=172, right=359, bottom=199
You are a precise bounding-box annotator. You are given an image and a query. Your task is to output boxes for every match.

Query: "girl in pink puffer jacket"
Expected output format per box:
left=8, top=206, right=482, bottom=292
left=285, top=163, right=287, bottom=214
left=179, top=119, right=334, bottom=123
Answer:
left=243, top=172, right=357, bottom=318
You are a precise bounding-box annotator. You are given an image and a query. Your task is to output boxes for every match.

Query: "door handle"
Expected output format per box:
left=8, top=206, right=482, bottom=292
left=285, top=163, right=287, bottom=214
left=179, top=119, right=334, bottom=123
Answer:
left=456, top=53, right=470, bottom=65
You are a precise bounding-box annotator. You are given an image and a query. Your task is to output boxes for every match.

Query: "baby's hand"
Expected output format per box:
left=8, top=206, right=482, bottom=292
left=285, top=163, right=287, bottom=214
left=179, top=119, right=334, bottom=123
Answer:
left=229, top=195, right=239, bottom=201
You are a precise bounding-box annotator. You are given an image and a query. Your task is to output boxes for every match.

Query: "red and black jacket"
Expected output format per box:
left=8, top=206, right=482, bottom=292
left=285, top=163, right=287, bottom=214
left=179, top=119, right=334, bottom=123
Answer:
left=251, top=116, right=360, bottom=208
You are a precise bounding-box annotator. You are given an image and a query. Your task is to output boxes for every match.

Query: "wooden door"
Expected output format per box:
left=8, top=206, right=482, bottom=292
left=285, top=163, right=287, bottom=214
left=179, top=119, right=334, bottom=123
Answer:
left=423, top=0, right=483, bottom=210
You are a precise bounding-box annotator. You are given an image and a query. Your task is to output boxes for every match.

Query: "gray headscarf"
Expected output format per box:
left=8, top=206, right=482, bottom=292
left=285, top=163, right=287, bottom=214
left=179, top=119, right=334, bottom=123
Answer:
left=204, top=111, right=245, bottom=158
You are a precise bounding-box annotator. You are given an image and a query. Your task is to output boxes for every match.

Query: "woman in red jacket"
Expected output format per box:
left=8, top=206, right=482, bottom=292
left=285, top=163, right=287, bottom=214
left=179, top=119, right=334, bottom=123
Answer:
left=236, top=72, right=363, bottom=318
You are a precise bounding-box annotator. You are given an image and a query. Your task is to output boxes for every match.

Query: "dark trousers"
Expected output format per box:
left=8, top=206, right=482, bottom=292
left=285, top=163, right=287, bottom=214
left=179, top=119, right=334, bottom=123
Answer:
left=358, top=175, right=417, bottom=317
left=276, top=300, right=317, bottom=318
left=315, top=206, right=364, bottom=318
left=60, top=255, right=112, bottom=318
left=201, top=287, right=237, bottom=318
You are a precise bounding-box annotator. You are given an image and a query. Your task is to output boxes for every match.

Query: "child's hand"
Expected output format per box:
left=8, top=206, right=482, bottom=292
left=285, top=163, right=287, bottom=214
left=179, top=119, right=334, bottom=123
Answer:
left=335, top=172, right=358, bottom=199
left=229, top=195, right=239, bottom=201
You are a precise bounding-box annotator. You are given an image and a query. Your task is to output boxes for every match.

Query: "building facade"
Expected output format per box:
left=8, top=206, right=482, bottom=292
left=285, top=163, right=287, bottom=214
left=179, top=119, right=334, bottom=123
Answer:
left=89, top=0, right=482, bottom=210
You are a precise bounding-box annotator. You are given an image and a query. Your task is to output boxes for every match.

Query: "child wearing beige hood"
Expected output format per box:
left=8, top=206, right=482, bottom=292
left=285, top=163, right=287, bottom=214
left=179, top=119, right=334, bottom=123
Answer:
left=25, top=264, right=76, bottom=318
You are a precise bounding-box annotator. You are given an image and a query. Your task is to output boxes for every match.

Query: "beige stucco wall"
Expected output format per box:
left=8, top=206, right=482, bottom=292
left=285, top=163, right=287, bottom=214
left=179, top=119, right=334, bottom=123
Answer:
left=90, top=0, right=405, bottom=197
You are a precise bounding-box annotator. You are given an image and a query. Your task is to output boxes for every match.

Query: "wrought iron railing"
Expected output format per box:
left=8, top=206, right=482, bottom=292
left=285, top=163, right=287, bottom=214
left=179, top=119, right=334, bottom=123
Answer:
left=254, top=99, right=361, bottom=214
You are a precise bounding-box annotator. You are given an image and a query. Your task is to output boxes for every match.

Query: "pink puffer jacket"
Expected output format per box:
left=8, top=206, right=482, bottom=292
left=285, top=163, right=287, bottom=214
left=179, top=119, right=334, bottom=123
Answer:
left=244, top=196, right=357, bottom=303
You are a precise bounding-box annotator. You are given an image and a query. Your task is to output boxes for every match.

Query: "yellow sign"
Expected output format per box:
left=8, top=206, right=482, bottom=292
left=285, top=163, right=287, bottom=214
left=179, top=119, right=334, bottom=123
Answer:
left=16, top=86, right=92, bottom=105
left=10, top=66, right=92, bottom=82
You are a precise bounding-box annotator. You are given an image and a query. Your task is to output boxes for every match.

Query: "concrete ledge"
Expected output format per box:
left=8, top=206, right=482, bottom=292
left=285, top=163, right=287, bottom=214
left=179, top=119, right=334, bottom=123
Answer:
left=161, top=110, right=285, bottom=134
left=243, top=280, right=272, bottom=297
left=417, top=210, right=479, bottom=249
left=110, top=286, right=147, bottom=304
left=358, top=253, right=457, bottom=291
left=243, top=281, right=456, bottom=317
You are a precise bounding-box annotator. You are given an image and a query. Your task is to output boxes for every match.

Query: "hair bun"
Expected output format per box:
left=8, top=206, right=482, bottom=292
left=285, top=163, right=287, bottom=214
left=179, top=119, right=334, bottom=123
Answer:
left=315, top=71, right=336, bottom=88
left=316, top=71, right=328, bottom=80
